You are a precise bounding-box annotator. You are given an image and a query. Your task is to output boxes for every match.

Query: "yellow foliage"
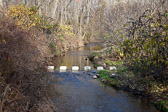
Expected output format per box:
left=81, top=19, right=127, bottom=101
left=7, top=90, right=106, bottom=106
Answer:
left=2, top=39, right=6, bottom=44
left=120, top=52, right=124, bottom=57
left=6, top=5, right=41, bottom=29
left=56, top=23, right=75, bottom=39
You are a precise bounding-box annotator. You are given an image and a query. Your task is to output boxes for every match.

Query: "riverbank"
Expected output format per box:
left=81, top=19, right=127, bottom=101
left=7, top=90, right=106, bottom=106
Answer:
left=89, top=49, right=168, bottom=112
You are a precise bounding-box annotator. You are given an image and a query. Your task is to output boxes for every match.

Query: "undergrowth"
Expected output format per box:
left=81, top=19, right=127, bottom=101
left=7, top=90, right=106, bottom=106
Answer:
left=0, top=15, right=55, bottom=111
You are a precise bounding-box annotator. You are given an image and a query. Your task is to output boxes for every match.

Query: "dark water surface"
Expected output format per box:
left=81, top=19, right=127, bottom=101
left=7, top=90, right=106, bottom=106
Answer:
left=52, top=43, right=159, bottom=112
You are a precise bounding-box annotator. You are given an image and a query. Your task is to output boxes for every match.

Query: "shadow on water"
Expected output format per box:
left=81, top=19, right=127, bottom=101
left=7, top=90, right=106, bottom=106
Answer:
left=51, top=43, right=159, bottom=112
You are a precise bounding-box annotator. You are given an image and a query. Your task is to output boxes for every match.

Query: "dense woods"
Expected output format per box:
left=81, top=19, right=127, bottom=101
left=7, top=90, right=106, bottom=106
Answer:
left=0, top=0, right=167, bottom=111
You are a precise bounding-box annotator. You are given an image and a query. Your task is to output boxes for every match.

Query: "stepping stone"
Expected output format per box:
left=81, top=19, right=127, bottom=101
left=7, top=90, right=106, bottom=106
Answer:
left=109, top=66, right=117, bottom=71
left=60, top=66, right=67, bottom=70
left=84, top=66, right=91, bottom=71
left=48, top=66, right=54, bottom=70
left=72, top=66, right=79, bottom=71
left=48, top=66, right=54, bottom=72
left=97, top=66, right=104, bottom=70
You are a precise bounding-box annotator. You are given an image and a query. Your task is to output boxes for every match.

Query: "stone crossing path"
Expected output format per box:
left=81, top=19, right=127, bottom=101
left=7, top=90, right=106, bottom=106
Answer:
left=48, top=65, right=117, bottom=72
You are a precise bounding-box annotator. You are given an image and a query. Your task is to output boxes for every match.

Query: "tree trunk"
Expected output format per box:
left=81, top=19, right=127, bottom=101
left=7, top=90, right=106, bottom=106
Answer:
left=51, top=0, right=58, bottom=19
left=0, top=0, right=3, bottom=14
left=37, top=0, right=42, bottom=15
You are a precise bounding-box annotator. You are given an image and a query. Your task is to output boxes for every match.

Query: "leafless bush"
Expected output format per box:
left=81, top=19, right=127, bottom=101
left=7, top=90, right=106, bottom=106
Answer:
left=0, top=17, right=55, bottom=111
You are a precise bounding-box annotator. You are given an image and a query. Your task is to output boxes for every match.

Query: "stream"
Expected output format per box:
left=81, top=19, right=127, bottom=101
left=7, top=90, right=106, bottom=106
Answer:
left=51, top=43, right=159, bottom=112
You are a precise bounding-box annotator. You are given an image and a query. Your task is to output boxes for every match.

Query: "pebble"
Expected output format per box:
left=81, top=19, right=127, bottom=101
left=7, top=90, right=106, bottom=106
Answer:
left=96, top=74, right=100, bottom=77
left=110, top=73, right=118, bottom=78
left=88, top=73, right=92, bottom=75
left=93, top=75, right=98, bottom=79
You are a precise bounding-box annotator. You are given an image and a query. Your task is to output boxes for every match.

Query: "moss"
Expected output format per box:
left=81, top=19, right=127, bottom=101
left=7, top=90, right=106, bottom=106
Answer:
left=98, top=70, right=121, bottom=87
left=105, top=59, right=112, bottom=65
left=104, top=60, right=123, bottom=66
left=116, top=66, right=129, bottom=76
left=93, top=63, right=100, bottom=68
left=88, top=52, right=100, bottom=61
left=112, top=60, right=123, bottom=66
left=99, top=70, right=110, bottom=79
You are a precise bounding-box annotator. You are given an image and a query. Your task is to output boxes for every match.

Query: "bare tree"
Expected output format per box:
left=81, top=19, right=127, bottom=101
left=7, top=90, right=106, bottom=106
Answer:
left=2, top=0, right=168, bottom=41
left=0, top=0, right=3, bottom=9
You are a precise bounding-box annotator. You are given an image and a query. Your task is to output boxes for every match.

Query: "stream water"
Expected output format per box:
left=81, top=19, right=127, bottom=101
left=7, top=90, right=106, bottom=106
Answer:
left=51, top=43, right=159, bottom=112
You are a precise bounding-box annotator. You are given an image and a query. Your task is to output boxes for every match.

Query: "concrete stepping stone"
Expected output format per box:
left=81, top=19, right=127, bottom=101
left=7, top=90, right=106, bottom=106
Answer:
left=109, top=66, right=117, bottom=71
left=72, top=66, right=79, bottom=71
left=84, top=66, right=91, bottom=71
left=97, top=66, right=104, bottom=70
left=48, top=66, right=54, bottom=70
left=48, top=66, right=54, bottom=72
left=60, top=66, right=67, bottom=70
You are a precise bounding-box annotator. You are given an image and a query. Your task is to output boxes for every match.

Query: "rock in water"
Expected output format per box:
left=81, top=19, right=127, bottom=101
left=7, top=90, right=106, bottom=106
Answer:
left=109, top=66, right=117, bottom=71
left=110, top=73, right=118, bottom=78
left=84, top=66, right=91, bottom=71
left=96, top=74, right=100, bottom=77
left=88, top=73, right=92, bottom=75
left=93, top=75, right=98, bottom=79
left=103, top=63, right=106, bottom=67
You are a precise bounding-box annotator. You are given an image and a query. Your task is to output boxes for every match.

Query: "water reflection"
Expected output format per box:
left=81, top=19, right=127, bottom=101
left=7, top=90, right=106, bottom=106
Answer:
left=53, top=43, right=104, bottom=70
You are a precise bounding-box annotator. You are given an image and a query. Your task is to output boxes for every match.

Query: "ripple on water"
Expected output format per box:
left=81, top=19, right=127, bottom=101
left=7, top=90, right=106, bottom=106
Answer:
left=52, top=72, right=159, bottom=112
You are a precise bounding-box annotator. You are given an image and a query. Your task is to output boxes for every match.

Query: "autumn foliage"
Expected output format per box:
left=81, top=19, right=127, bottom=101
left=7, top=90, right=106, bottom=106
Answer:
left=0, top=7, right=55, bottom=112
left=121, top=10, right=168, bottom=80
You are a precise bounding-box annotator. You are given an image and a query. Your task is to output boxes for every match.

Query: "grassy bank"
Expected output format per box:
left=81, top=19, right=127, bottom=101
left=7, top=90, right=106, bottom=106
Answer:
left=90, top=51, right=168, bottom=112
